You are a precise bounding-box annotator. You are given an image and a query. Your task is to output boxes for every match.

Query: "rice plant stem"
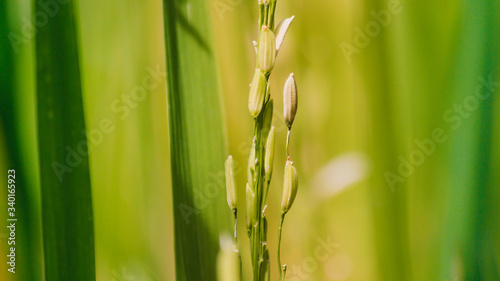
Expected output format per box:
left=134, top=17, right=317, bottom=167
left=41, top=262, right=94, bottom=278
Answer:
left=250, top=2, right=278, bottom=280
left=278, top=212, right=286, bottom=281
left=263, top=2, right=269, bottom=27
left=268, top=0, right=277, bottom=29
left=259, top=1, right=265, bottom=28
left=262, top=179, right=271, bottom=206
left=233, top=209, right=238, bottom=242
left=286, top=128, right=291, bottom=158
left=252, top=115, right=266, bottom=281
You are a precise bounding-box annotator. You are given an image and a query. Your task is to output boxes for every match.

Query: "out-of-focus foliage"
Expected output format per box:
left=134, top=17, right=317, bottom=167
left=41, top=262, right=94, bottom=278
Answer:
left=0, top=0, right=499, bottom=280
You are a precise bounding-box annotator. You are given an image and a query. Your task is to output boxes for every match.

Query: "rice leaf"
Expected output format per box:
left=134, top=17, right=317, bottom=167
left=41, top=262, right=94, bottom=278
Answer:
left=35, top=0, right=96, bottom=280
left=0, top=2, right=41, bottom=280
left=440, top=0, right=499, bottom=279
left=162, top=1, right=231, bottom=280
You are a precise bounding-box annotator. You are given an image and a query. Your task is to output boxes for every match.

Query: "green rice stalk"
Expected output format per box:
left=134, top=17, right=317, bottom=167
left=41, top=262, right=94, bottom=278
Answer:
left=224, top=1, right=298, bottom=280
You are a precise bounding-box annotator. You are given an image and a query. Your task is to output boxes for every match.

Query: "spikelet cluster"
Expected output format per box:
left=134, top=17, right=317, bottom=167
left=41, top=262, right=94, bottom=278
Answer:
left=221, top=1, right=300, bottom=281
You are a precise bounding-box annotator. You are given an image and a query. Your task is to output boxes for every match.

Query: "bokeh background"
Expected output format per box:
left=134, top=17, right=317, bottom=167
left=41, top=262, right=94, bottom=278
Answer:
left=1, top=0, right=499, bottom=280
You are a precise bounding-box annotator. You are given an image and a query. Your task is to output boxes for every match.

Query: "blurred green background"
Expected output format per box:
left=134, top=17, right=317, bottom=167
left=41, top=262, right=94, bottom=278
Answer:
left=1, top=0, right=499, bottom=280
